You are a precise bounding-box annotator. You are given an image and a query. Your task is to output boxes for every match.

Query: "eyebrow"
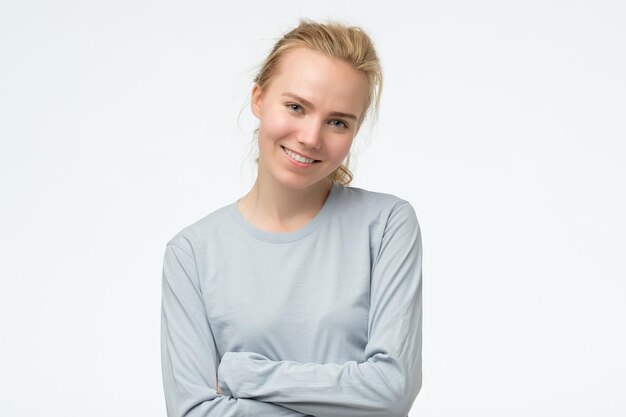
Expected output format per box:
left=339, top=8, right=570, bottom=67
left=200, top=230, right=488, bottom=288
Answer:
left=281, top=92, right=358, bottom=121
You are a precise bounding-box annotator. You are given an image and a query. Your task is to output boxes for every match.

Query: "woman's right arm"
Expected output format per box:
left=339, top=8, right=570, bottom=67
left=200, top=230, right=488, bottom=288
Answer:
left=161, top=238, right=310, bottom=417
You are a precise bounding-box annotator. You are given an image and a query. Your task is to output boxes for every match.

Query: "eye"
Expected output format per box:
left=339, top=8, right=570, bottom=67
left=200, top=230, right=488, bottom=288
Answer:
left=286, top=103, right=302, bottom=112
left=330, top=119, right=349, bottom=129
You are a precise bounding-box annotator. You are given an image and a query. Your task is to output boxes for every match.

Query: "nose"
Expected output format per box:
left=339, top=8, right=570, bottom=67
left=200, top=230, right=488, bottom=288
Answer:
left=297, top=118, right=323, bottom=150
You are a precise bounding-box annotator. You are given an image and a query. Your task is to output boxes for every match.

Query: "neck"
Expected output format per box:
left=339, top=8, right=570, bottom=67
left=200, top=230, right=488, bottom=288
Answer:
left=238, top=175, right=333, bottom=232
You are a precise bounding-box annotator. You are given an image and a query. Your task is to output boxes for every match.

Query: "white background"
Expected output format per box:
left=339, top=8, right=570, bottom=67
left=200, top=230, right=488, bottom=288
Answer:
left=1, top=1, right=625, bottom=416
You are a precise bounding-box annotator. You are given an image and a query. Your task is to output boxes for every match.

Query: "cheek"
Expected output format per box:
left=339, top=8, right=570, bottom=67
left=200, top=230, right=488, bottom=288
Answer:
left=333, top=136, right=354, bottom=156
left=260, top=107, right=293, bottom=139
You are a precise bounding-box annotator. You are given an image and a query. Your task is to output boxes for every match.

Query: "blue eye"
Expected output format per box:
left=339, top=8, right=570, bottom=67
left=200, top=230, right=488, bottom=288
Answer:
left=330, top=119, right=348, bottom=129
left=287, top=103, right=302, bottom=112
left=286, top=103, right=348, bottom=129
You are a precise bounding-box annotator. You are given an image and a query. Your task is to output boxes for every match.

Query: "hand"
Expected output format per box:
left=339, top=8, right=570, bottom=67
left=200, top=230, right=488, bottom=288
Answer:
left=216, top=372, right=224, bottom=395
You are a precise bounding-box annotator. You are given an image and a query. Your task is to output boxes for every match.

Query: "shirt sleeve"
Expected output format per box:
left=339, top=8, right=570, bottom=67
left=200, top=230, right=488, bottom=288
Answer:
left=217, top=201, right=423, bottom=417
left=161, top=239, right=312, bottom=417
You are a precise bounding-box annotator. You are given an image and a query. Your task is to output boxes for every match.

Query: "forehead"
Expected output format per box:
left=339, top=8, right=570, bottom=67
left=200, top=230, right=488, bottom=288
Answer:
left=268, top=47, right=368, bottom=111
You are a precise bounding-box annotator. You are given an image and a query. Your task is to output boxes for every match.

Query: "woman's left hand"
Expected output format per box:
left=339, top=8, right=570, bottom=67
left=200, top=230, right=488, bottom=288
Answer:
left=216, top=372, right=224, bottom=395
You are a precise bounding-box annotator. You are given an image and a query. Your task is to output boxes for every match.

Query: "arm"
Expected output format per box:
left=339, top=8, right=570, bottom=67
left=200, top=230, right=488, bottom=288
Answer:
left=217, top=202, right=423, bottom=417
left=161, top=239, right=311, bottom=417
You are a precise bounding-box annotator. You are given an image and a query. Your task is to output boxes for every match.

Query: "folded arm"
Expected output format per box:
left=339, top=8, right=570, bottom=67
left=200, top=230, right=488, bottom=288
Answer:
left=161, top=239, right=311, bottom=417
left=218, top=202, right=424, bottom=417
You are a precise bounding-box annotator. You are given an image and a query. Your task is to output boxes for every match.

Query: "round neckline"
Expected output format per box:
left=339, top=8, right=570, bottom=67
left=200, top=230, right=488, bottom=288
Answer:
left=228, top=181, right=341, bottom=243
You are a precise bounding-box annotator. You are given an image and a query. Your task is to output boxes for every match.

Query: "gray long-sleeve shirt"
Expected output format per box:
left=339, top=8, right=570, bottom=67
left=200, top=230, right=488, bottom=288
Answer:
left=160, top=180, right=423, bottom=417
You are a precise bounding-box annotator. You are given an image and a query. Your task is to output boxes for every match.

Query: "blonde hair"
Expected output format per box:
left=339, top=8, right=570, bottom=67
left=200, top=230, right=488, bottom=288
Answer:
left=251, top=18, right=383, bottom=186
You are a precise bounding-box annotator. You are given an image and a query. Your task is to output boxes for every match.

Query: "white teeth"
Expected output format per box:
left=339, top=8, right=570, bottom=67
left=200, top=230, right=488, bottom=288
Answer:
left=283, top=146, right=316, bottom=164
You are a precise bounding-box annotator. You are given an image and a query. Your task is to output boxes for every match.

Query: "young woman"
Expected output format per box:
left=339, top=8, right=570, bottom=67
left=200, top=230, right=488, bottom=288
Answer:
left=161, top=19, right=423, bottom=417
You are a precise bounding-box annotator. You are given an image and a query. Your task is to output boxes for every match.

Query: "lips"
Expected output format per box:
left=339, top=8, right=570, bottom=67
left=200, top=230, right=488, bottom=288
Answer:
left=281, top=146, right=321, bottom=162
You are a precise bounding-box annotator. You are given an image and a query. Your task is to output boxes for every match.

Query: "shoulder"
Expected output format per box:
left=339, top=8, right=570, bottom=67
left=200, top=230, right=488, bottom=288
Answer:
left=337, top=184, right=418, bottom=225
left=165, top=202, right=233, bottom=253
left=329, top=184, right=420, bottom=248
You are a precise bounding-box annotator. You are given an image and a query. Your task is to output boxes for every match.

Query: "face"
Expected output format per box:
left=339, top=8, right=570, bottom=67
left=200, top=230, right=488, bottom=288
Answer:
left=251, top=47, right=368, bottom=191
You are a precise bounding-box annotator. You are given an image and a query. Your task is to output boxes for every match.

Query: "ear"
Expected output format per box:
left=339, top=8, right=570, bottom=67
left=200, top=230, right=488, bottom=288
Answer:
left=251, top=83, right=263, bottom=119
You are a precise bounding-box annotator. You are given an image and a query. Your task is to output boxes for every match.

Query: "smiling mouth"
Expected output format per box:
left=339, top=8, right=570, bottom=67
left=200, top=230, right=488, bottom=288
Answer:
left=281, top=146, right=322, bottom=163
